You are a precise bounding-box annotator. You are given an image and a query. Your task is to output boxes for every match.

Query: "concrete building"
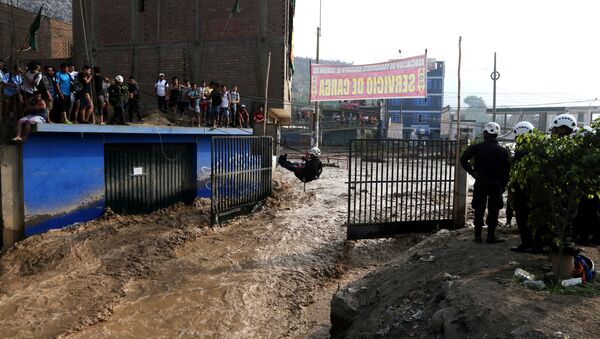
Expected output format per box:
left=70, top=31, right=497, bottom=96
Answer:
left=72, top=0, right=295, bottom=112
left=386, top=60, right=445, bottom=139
left=0, top=2, right=72, bottom=62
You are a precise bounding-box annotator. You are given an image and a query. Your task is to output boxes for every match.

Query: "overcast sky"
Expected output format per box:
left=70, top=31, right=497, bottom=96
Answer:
left=293, top=0, right=600, bottom=108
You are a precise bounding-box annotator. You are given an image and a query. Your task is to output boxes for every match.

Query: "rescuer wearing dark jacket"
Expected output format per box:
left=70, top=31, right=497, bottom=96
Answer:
left=460, top=122, right=510, bottom=243
left=278, top=147, right=323, bottom=183
left=509, top=121, right=536, bottom=252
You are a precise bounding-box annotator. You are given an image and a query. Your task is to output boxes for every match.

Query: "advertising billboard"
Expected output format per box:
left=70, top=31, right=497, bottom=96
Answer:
left=310, top=55, right=427, bottom=102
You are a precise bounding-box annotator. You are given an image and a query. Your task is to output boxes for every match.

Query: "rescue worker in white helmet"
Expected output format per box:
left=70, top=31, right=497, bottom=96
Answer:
left=460, top=122, right=511, bottom=243
left=278, top=147, right=323, bottom=183
left=574, top=125, right=600, bottom=245
left=509, top=121, right=537, bottom=253
left=550, top=113, right=577, bottom=138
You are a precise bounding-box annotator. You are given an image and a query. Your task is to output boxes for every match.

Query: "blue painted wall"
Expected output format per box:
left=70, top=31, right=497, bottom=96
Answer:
left=22, top=127, right=247, bottom=236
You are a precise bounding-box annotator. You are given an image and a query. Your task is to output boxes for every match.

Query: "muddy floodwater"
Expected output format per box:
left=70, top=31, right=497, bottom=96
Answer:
left=0, top=163, right=422, bottom=338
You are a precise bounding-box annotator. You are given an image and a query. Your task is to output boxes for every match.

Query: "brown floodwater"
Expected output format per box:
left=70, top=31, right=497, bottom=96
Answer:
left=1, top=163, right=423, bottom=338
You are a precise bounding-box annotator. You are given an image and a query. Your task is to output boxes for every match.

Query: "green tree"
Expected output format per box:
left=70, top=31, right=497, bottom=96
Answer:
left=510, top=122, right=600, bottom=280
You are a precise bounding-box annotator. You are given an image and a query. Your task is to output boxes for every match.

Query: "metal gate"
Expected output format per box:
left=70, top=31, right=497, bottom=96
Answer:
left=105, top=143, right=196, bottom=215
left=211, top=136, right=273, bottom=225
left=347, top=139, right=458, bottom=239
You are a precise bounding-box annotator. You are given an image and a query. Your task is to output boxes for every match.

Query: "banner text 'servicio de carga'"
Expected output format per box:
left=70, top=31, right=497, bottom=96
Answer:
left=310, top=55, right=427, bottom=102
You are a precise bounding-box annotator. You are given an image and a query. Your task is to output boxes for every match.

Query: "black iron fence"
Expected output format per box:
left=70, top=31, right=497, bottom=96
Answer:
left=211, top=136, right=273, bottom=225
left=347, top=139, right=458, bottom=239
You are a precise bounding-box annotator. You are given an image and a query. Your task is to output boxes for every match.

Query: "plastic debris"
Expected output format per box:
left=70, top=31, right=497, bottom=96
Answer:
left=561, top=277, right=582, bottom=287
left=523, top=280, right=546, bottom=290
left=514, top=268, right=535, bottom=281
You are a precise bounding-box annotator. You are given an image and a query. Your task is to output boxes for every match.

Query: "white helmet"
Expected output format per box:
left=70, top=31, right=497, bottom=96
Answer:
left=513, top=121, right=535, bottom=136
left=308, top=147, right=321, bottom=157
left=578, top=125, right=595, bottom=135
left=483, top=122, right=501, bottom=135
left=115, top=75, right=124, bottom=83
left=552, top=113, right=577, bottom=130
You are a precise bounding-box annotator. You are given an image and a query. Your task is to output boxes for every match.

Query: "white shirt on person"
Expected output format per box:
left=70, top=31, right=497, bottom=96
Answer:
left=220, top=91, right=230, bottom=108
left=20, top=70, right=42, bottom=94
left=155, top=79, right=168, bottom=97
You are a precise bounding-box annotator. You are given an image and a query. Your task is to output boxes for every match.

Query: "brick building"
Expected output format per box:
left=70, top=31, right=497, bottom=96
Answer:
left=0, top=2, right=72, bottom=63
left=72, top=0, right=294, bottom=111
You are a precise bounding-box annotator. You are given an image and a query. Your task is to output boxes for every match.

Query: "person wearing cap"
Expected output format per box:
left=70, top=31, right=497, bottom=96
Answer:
left=460, top=122, right=511, bottom=243
left=237, top=104, right=250, bottom=128
left=107, top=75, right=129, bottom=125
left=12, top=91, right=48, bottom=142
left=154, top=73, right=168, bottom=111
left=278, top=147, right=323, bottom=183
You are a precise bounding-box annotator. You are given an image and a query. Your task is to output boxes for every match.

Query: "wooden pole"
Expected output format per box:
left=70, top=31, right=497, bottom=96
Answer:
left=453, top=36, right=467, bottom=228
left=263, top=51, right=271, bottom=135
left=312, top=0, right=322, bottom=147
left=456, top=37, right=462, bottom=142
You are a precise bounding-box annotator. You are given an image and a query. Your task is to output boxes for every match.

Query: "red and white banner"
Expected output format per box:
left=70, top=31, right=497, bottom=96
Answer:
left=310, top=55, right=427, bottom=102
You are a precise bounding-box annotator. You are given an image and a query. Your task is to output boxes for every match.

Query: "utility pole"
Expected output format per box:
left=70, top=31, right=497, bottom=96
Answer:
left=312, top=0, right=322, bottom=147
left=263, top=51, right=271, bottom=135
left=490, top=52, right=500, bottom=123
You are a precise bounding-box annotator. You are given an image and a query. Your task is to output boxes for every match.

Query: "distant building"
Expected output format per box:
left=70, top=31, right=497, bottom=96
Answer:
left=386, top=60, right=445, bottom=139
left=72, top=0, right=294, bottom=112
left=0, top=2, right=72, bottom=62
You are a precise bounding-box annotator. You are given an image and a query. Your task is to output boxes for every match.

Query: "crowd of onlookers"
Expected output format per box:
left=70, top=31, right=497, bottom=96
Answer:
left=0, top=59, right=268, bottom=141
left=153, top=73, right=265, bottom=129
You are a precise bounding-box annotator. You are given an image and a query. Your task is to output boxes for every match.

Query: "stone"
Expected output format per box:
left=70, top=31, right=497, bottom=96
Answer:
left=330, top=287, right=360, bottom=337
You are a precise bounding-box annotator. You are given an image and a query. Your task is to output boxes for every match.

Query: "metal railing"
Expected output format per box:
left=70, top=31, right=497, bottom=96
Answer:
left=211, top=136, right=273, bottom=225
left=347, top=139, right=458, bottom=239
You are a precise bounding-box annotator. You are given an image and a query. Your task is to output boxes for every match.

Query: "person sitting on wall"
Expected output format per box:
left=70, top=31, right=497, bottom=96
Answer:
left=253, top=106, right=265, bottom=126
left=278, top=147, right=323, bottom=183
left=12, top=91, right=48, bottom=142
left=238, top=104, right=250, bottom=128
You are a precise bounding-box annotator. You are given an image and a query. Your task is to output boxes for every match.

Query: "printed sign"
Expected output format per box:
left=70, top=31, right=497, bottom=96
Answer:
left=133, top=167, right=143, bottom=176
left=310, top=55, right=427, bottom=102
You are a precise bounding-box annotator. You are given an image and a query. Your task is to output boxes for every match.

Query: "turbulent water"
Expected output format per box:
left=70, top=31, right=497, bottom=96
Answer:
left=0, top=162, right=422, bottom=338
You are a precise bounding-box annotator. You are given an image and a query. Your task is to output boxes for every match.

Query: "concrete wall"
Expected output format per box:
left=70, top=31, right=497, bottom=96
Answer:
left=1, top=145, right=24, bottom=249
left=7, top=125, right=251, bottom=240
left=72, top=0, right=292, bottom=112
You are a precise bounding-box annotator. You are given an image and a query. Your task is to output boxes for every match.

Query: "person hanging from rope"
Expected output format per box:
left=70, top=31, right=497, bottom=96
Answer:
left=278, top=147, right=323, bottom=183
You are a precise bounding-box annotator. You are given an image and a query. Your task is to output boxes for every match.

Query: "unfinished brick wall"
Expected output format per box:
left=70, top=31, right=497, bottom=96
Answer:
left=73, top=0, right=292, bottom=111
left=0, top=3, right=72, bottom=63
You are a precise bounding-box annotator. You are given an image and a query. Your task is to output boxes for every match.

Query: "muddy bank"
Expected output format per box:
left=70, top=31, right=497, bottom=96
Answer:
left=331, top=228, right=600, bottom=338
left=0, top=200, right=212, bottom=338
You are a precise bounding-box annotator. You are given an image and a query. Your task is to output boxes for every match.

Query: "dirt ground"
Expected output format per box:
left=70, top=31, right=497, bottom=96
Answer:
left=1, top=162, right=599, bottom=338
left=331, top=229, right=600, bottom=339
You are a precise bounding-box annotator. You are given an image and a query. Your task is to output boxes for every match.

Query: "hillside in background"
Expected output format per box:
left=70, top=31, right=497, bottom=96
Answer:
left=1, top=0, right=71, bottom=22
left=292, top=56, right=352, bottom=108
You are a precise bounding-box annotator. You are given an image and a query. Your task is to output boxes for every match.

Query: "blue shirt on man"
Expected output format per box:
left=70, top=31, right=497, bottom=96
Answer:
left=54, top=71, right=72, bottom=96
left=2, top=72, right=22, bottom=97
